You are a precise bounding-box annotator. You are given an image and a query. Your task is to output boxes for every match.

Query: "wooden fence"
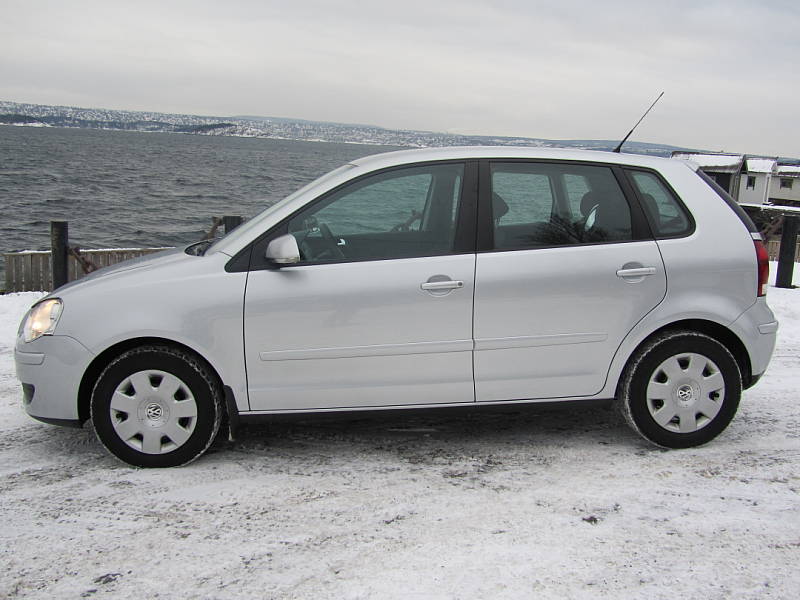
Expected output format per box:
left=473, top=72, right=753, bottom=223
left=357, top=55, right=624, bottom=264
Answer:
left=4, top=248, right=173, bottom=292
left=3, top=239, right=799, bottom=294
left=766, top=239, right=799, bottom=262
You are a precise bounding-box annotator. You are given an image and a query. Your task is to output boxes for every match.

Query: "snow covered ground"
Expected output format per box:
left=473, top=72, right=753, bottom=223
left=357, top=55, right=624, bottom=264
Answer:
left=1, top=266, right=798, bottom=599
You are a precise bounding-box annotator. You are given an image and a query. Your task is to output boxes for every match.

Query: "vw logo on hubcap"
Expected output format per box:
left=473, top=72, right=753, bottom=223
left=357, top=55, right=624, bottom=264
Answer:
left=145, top=403, right=163, bottom=420
left=676, top=384, right=695, bottom=403
left=140, top=401, right=169, bottom=426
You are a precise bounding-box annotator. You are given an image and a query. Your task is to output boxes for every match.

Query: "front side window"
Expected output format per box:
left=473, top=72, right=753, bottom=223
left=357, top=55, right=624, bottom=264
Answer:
left=287, top=163, right=463, bottom=263
left=781, top=178, right=793, bottom=189
left=490, top=162, right=632, bottom=249
left=627, top=170, right=691, bottom=237
left=746, top=175, right=756, bottom=190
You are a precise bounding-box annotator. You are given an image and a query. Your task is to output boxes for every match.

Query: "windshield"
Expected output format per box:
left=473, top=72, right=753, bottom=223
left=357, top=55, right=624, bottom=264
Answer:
left=205, top=163, right=358, bottom=255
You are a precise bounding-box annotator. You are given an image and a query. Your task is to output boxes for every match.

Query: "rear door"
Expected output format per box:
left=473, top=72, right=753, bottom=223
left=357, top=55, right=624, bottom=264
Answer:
left=473, top=160, right=667, bottom=402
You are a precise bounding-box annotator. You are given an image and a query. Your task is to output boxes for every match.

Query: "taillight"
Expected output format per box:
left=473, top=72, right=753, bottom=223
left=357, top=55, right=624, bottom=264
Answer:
left=754, top=239, right=769, bottom=296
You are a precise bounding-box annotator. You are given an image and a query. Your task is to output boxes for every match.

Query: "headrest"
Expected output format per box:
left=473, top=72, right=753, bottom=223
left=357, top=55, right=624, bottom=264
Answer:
left=492, top=192, right=509, bottom=219
left=580, top=191, right=599, bottom=217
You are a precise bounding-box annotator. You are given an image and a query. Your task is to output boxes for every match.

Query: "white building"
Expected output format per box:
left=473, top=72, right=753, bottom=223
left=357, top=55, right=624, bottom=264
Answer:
left=672, top=151, right=800, bottom=208
left=671, top=152, right=744, bottom=197
left=770, top=166, right=800, bottom=206
left=739, top=158, right=777, bottom=205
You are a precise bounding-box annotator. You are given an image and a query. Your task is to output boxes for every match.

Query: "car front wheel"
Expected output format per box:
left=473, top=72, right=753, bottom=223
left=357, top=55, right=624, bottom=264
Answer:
left=91, top=345, right=223, bottom=467
left=619, top=330, right=742, bottom=448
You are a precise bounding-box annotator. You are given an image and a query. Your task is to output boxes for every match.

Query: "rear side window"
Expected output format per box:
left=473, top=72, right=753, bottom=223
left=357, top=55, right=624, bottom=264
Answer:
left=492, top=171, right=554, bottom=225
left=627, top=170, right=692, bottom=237
left=490, top=162, right=632, bottom=249
left=564, top=173, right=591, bottom=217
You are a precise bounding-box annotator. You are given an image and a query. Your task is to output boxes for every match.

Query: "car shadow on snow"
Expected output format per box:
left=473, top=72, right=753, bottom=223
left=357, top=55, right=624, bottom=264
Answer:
left=15, top=402, right=659, bottom=469
left=215, top=401, right=653, bottom=463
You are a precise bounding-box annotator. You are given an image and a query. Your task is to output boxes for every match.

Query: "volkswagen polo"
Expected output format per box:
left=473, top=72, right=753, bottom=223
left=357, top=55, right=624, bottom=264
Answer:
left=15, top=147, right=778, bottom=467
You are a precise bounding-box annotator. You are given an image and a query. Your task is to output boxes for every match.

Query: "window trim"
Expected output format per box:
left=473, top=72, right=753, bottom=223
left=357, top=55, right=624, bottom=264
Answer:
left=226, top=160, right=478, bottom=273
left=476, top=158, right=653, bottom=253
left=623, top=167, right=696, bottom=240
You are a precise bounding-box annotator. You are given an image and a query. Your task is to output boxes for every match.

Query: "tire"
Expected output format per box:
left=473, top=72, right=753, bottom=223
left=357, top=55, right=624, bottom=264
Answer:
left=91, top=345, right=223, bottom=467
left=618, top=330, right=742, bottom=449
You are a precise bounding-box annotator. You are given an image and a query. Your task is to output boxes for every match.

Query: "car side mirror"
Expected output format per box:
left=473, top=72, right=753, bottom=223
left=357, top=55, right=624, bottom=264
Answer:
left=265, top=234, right=301, bottom=265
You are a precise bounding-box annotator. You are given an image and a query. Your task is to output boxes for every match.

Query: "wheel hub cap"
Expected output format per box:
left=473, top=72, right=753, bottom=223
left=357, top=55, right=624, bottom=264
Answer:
left=645, top=352, right=725, bottom=433
left=109, top=369, right=198, bottom=454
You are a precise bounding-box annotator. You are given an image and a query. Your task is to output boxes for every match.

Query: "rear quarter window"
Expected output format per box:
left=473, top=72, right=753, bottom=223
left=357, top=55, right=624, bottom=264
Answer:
left=626, top=170, right=692, bottom=237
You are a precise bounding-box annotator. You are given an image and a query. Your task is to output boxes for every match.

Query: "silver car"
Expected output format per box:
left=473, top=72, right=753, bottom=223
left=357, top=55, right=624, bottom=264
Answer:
left=15, top=147, right=778, bottom=467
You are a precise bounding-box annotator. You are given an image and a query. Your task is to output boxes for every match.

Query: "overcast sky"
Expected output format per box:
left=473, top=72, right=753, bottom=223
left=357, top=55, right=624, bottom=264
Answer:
left=2, top=0, right=798, bottom=156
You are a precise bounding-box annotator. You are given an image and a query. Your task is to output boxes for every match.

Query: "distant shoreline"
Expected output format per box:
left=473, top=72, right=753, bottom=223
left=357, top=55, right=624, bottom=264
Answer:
left=0, top=121, right=397, bottom=148
left=0, top=99, right=694, bottom=157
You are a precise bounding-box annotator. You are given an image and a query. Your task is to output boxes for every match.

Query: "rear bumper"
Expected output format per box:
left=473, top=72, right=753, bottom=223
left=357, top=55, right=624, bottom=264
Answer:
left=15, top=334, right=94, bottom=424
left=730, top=297, right=778, bottom=379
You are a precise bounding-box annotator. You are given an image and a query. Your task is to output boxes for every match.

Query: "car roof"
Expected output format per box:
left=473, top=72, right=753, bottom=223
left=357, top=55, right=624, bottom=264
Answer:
left=348, top=146, right=690, bottom=172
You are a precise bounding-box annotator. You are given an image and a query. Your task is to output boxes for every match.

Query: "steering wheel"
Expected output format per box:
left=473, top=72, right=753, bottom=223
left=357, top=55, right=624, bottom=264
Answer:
left=391, top=209, right=422, bottom=232
left=319, top=223, right=346, bottom=259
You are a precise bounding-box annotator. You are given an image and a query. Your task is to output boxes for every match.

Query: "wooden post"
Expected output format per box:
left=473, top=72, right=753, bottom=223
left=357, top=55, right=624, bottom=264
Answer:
left=50, top=221, right=69, bottom=290
left=776, top=215, right=799, bottom=289
left=3, top=255, right=11, bottom=293
left=223, top=215, right=243, bottom=233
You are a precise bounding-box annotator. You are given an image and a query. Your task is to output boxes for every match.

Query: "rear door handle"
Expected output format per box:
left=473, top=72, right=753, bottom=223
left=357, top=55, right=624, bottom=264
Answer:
left=616, top=266, right=656, bottom=278
left=420, top=280, right=464, bottom=291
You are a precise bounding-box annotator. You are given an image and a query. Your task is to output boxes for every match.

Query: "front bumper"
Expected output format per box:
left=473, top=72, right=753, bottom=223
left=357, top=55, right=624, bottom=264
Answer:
left=15, top=334, right=94, bottom=424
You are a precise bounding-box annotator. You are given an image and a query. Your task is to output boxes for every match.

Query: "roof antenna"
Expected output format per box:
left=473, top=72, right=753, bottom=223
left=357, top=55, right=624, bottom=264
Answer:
left=612, top=91, right=664, bottom=153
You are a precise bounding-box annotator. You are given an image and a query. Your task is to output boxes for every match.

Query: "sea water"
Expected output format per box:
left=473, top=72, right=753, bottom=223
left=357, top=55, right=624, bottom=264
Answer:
left=0, top=126, right=399, bottom=280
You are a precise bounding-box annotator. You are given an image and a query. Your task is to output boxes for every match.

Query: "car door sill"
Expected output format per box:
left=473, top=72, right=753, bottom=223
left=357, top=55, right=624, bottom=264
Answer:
left=238, top=396, right=613, bottom=422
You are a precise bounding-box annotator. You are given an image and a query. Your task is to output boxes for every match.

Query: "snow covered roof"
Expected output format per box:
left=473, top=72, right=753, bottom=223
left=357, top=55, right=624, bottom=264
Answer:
left=777, top=165, right=800, bottom=177
left=671, top=152, right=744, bottom=172
left=740, top=202, right=800, bottom=214
left=745, top=158, right=777, bottom=174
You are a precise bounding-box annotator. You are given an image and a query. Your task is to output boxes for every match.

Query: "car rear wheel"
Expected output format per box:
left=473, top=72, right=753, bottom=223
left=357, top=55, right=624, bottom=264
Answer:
left=619, top=330, right=742, bottom=448
left=91, top=345, right=223, bottom=467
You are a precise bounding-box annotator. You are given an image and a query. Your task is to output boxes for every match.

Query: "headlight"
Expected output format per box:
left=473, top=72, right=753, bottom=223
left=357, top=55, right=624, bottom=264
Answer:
left=22, top=298, right=63, bottom=343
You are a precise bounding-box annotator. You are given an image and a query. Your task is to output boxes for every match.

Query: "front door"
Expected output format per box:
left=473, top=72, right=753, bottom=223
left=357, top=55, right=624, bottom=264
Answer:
left=244, top=161, right=477, bottom=411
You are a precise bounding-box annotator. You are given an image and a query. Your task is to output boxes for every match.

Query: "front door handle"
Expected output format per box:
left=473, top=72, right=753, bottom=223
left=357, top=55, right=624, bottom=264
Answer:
left=616, top=266, right=656, bottom=278
left=420, top=280, right=464, bottom=291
